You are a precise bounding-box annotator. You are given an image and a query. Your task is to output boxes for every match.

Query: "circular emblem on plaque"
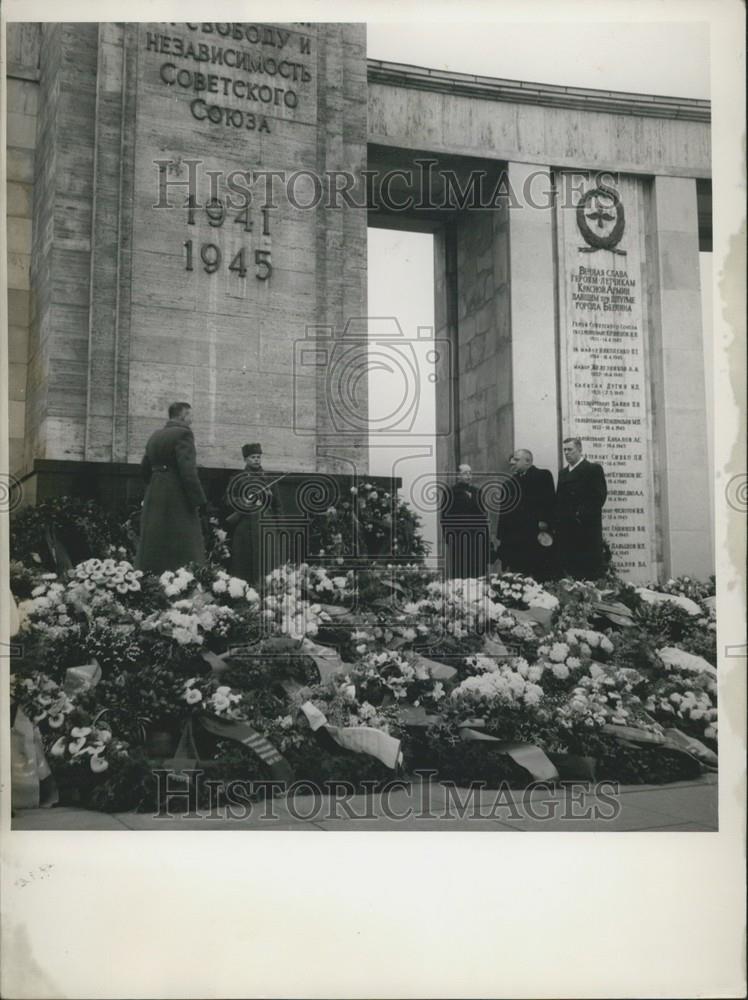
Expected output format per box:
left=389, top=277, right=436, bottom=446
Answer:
left=576, top=187, right=625, bottom=251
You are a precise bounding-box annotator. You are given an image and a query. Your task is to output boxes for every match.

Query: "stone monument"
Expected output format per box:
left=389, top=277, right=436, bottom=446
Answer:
left=5, top=22, right=713, bottom=580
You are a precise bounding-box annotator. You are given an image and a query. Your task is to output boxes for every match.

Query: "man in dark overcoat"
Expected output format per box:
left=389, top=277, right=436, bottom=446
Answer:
left=225, top=443, right=282, bottom=588
left=135, top=402, right=207, bottom=574
left=554, top=437, right=608, bottom=580
left=440, top=464, right=490, bottom=579
left=496, top=449, right=556, bottom=580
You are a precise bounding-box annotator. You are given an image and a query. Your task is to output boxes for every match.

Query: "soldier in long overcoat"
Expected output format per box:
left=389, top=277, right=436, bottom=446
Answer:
left=135, top=402, right=207, bottom=574
left=225, top=443, right=282, bottom=588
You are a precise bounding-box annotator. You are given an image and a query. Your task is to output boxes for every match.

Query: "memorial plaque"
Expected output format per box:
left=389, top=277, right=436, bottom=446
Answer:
left=555, top=173, right=657, bottom=581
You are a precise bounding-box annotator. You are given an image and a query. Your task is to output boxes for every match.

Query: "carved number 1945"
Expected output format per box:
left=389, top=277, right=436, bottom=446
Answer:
left=183, top=199, right=272, bottom=279
left=184, top=241, right=272, bottom=279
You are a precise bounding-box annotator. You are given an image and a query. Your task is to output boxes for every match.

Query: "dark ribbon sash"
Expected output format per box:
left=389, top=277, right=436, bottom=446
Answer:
left=167, top=714, right=294, bottom=784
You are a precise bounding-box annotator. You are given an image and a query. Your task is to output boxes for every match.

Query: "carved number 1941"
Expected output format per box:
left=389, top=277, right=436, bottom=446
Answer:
left=183, top=199, right=272, bottom=280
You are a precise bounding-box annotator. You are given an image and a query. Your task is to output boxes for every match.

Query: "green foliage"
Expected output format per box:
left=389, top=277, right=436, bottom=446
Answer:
left=309, top=481, right=429, bottom=561
left=10, top=496, right=135, bottom=568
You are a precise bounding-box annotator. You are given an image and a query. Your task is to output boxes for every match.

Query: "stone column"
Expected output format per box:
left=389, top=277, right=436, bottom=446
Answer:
left=312, top=24, right=369, bottom=476
left=5, top=25, right=41, bottom=479
left=649, top=176, right=713, bottom=578
left=27, top=24, right=99, bottom=469
left=84, top=24, right=138, bottom=463
left=454, top=205, right=509, bottom=477
left=506, top=162, right=560, bottom=476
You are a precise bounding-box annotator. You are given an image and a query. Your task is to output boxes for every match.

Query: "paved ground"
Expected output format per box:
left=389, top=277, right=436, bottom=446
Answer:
left=11, top=772, right=717, bottom=831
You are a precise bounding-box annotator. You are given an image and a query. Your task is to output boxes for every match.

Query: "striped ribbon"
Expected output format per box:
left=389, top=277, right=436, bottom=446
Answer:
left=167, top=714, right=294, bottom=784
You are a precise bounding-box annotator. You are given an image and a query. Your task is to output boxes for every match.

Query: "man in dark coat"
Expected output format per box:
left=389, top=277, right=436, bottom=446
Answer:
left=440, top=464, right=490, bottom=580
left=496, top=449, right=556, bottom=580
left=225, top=443, right=282, bottom=588
left=554, top=437, right=608, bottom=580
left=135, top=402, right=207, bottom=574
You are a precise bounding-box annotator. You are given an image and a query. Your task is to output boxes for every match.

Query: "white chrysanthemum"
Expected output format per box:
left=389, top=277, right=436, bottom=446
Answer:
left=523, top=683, right=543, bottom=706
left=514, top=658, right=529, bottom=678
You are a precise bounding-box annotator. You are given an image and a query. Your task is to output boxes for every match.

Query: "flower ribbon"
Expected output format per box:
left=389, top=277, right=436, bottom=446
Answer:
left=167, top=715, right=294, bottom=784
left=513, top=607, right=554, bottom=632
left=10, top=707, right=59, bottom=810
left=593, top=600, right=635, bottom=628
left=398, top=708, right=561, bottom=782
left=63, top=660, right=102, bottom=696
left=200, top=715, right=294, bottom=782
left=483, top=636, right=510, bottom=658
left=7, top=586, right=22, bottom=638
left=300, top=701, right=402, bottom=770
left=603, top=723, right=718, bottom=771
left=457, top=723, right=560, bottom=782
left=301, top=637, right=352, bottom=684
left=412, top=653, right=458, bottom=681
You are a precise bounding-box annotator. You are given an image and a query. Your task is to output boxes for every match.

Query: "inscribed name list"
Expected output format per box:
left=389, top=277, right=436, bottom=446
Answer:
left=557, top=175, right=656, bottom=581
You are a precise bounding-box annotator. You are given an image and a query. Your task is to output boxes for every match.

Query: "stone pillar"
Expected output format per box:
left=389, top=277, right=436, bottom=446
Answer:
left=433, top=222, right=459, bottom=476
left=506, top=162, right=560, bottom=476
left=312, top=24, right=369, bottom=476
left=26, top=24, right=101, bottom=469
left=454, top=204, right=510, bottom=477
left=448, top=164, right=558, bottom=485
left=649, top=176, right=713, bottom=578
left=5, top=25, right=41, bottom=479
left=84, top=24, right=138, bottom=463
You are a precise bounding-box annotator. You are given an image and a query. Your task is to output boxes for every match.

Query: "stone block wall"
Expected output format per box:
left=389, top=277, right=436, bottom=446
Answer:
left=26, top=24, right=99, bottom=470
left=6, top=24, right=41, bottom=478
left=454, top=200, right=512, bottom=478
left=12, top=23, right=370, bottom=485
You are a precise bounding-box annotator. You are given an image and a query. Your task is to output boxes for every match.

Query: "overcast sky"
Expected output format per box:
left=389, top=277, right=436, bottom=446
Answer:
left=367, top=21, right=710, bottom=99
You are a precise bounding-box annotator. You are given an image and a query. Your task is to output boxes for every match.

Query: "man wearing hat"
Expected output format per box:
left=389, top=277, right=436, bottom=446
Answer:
left=225, top=443, right=282, bottom=587
left=136, top=402, right=207, bottom=574
left=495, top=449, right=556, bottom=580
